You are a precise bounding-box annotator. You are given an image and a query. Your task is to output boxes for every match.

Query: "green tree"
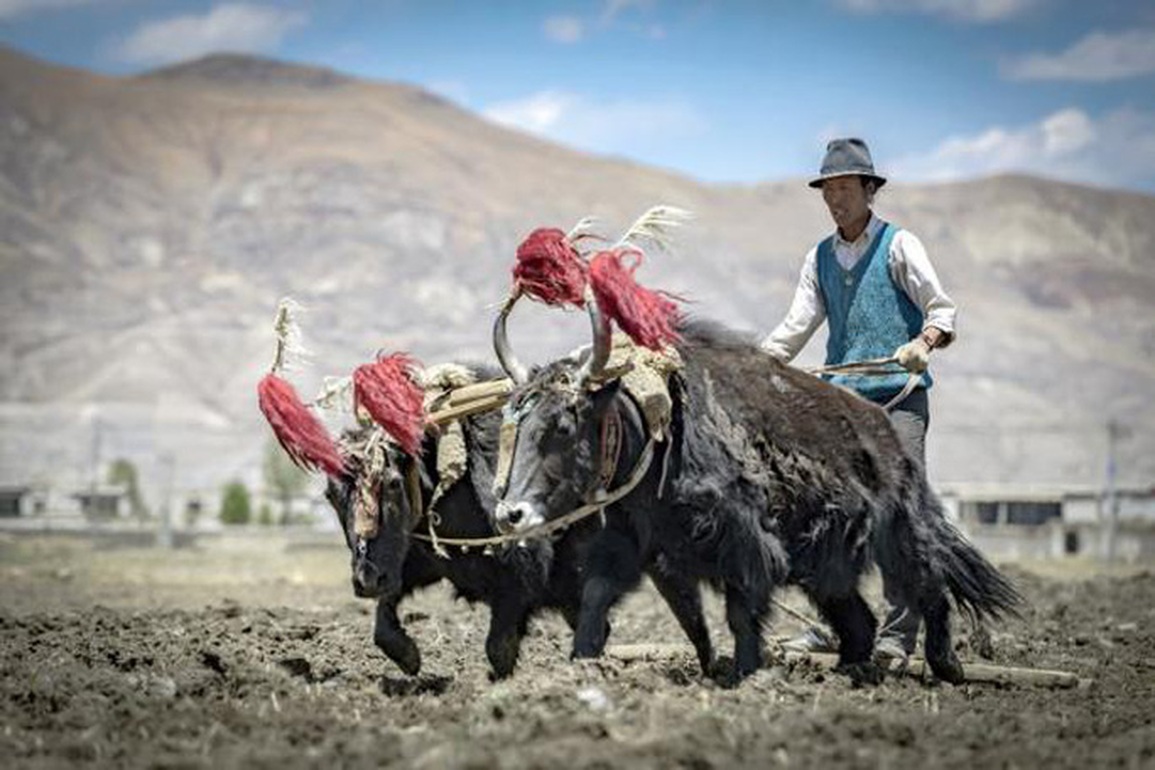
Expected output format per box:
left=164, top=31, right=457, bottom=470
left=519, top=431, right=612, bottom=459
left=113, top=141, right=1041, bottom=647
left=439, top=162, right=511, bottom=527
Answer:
left=258, top=503, right=274, bottom=526
left=219, top=480, right=252, bottom=526
left=107, top=458, right=149, bottom=520
left=263, top=438, right=308, bottom=525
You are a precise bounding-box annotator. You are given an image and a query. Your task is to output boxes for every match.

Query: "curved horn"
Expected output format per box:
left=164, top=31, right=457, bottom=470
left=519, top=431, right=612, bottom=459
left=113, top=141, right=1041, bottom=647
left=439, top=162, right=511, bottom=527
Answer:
left=578, top=285, right=612, bottom=384
left=493, top=290, right=529, bottom=385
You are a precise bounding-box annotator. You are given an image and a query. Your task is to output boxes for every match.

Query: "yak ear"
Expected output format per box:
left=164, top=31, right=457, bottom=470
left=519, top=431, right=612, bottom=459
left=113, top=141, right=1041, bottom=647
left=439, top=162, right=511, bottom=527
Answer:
left=588, top=377, right=622, bottom=410
left=324, top=476, right=351, bottom=530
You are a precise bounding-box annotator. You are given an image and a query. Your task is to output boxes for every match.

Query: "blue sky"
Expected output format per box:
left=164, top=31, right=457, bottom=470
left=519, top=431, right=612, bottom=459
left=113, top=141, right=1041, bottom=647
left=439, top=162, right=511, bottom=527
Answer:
left=2, top=0, right=1154, bottom=191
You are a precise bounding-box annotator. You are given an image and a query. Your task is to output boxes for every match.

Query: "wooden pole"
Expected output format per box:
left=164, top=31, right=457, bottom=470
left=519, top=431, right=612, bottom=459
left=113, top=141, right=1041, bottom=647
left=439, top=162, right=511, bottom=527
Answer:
left=783, top=651, right=1081, bottom=689
left=603, top=643, right=1081, bottom=688
left=427, top=393, right=511, bottom=426
left=443, top=378, right=513, bottom=407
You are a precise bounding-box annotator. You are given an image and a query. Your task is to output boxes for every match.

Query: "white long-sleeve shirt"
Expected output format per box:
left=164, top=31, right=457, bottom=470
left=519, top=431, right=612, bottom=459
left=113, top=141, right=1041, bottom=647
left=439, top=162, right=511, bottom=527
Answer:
left=761, top=213, right=957, bottom=363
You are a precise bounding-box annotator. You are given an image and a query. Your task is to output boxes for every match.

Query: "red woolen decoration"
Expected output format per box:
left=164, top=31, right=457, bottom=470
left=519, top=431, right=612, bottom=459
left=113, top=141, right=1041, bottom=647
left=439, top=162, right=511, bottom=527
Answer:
left=353, top=353, right=426, bottom=457
left=589, top=249, right=682, bottom=350
left=512, top=227, right=588, bottom=307
left=257, top=373, right=346, bottom=478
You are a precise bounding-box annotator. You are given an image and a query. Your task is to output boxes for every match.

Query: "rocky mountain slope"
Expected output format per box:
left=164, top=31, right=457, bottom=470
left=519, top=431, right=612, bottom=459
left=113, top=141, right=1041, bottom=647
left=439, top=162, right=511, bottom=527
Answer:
left=1, top=46, right=1151, bottom=502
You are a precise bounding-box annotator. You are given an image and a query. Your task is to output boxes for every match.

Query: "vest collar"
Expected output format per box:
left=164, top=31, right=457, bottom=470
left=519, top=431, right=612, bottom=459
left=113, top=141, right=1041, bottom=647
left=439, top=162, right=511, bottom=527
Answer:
left=834, top=212, right=882, bottom=250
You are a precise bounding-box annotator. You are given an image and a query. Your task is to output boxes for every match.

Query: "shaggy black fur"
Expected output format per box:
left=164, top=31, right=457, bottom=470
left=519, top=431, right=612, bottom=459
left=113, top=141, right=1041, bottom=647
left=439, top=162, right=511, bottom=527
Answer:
left=498, top=318, right=1022, bottom=684
left=324, top=364, right=710, bottom=679
left=325, top=403, right=580, bottom=679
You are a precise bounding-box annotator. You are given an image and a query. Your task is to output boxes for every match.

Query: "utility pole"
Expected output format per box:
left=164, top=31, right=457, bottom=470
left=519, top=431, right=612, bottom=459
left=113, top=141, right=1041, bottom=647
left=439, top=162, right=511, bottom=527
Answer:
left=157, top=452, right=175, bottom=549
left=89, top=414, right=103, bottom=491
left=1103, top=419, right=1122, bottom=563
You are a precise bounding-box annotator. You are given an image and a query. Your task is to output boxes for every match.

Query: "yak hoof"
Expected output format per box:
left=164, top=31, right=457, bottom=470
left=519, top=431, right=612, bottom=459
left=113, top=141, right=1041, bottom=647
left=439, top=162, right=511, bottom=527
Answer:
left=382, top=637, right=421, bottom=676
left=733, top=651, right=764, bottom=681
left=928, top=651, right=966, bottom=685
left=486, top=638, right=521, bottom=680
left=835, top=660, right=884, bottom=687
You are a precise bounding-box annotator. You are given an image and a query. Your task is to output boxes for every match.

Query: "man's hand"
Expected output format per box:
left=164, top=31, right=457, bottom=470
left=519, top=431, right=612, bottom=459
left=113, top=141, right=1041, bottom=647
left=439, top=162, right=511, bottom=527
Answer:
left=894, top=338, right=931, bottom=373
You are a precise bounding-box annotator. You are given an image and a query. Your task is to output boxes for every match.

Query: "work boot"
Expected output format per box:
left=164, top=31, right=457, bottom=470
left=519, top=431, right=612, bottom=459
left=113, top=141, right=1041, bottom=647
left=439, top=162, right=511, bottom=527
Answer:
left=873, top=634, right=911, bottom=670
left=780, top=626, right=838, bottom=654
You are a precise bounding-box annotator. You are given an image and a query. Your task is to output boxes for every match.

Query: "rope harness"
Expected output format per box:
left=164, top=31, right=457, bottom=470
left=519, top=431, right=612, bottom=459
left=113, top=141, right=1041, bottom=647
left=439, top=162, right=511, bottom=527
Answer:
left=804, top=356, right=921, bottom=411
left=410, top=437, right=657, bottom=552
left=334, top=378, right=658, bottom=556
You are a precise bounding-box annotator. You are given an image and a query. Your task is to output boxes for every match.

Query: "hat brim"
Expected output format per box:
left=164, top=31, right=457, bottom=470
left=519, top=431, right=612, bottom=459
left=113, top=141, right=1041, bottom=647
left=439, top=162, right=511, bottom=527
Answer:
left=808, top=172, right=887, bottom=189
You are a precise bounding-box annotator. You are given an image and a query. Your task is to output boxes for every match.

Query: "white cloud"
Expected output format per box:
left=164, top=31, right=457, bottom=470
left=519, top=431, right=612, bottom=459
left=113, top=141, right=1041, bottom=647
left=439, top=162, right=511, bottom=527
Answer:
left=0, top=0, right=97, bottom=19
left=891, top=107, right=1155, bottom=189
left=113, top=3, right=307, bottom=66
left=1003, top=28, right=1155, bottom=82
left=544, top=0, right=659, bottom=44
left=600, top=0, right=655, bottom=24
left=543, top=15, right=585, bottom=44
left=485, top=91, right=574, bottom=134
left=836, top=0, right=1035, bottom=23
left=482, top=89, right=706, bottom=152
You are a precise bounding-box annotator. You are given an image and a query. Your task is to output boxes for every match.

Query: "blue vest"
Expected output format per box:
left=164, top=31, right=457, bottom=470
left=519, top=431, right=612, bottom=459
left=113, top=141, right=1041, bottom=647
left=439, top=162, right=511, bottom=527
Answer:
left=817, top=221, right=931, bottom=402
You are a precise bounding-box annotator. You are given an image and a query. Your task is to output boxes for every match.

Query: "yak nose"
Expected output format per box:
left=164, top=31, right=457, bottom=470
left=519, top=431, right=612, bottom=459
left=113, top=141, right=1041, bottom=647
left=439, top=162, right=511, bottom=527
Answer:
left=353, top=560, right=383, bottom=597
left=495, top=500, right=537, bottom=534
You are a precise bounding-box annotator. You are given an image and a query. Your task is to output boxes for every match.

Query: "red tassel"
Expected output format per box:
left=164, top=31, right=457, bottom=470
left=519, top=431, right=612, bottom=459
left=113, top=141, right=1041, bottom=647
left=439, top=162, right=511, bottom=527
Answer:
left=589, top=249, right=682, bottom=350
left=513, top=227, right=588, bottom=307
left=353, top=353, right=426, bottom=457
left=257, top=373, right=346, bottom=478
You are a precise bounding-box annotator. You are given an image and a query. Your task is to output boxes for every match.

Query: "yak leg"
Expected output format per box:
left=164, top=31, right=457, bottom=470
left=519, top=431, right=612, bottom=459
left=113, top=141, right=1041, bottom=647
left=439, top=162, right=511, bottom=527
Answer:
left=873, top=503, right=965, bottom=685
left=724, top=586, right=767, bottom=680
left=561, top=605, right=581, bottom=632
left=816, top=590, right=884, bottom=686
left=920, top=593, right=965, bottom=684
left=373, top=598, right=421, bottom=676
left=485, top=592, right=530, bottom=680
left=573, top=528, right=643, bottom=660
left=649, top=564, right=715, bottom=675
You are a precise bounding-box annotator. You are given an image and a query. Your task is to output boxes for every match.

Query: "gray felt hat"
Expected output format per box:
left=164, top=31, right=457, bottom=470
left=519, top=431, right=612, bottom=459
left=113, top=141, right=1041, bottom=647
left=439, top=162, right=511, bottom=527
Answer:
left=808, top=137, right=887, bottom=189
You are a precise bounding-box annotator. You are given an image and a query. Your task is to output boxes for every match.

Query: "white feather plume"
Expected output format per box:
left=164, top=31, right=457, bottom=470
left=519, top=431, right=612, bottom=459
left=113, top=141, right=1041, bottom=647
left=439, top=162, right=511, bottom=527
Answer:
left=270, top=297, right=310, bottom=374
left=312, top=375, right=353, bottom=412
left=615, top=205, right=695, bottom=251
left=566, top=216, right=603, bottom=245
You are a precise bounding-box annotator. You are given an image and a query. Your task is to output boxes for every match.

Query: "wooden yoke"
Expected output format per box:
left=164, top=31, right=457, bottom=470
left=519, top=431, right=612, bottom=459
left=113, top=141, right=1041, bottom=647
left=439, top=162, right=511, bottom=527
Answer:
left=426, top=378, right=514, bottom=426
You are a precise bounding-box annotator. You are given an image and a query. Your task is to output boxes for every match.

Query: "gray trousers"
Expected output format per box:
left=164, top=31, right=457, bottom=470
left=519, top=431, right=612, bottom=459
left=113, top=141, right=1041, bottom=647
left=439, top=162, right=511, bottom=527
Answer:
left=878, top=386, right=929, bottom=653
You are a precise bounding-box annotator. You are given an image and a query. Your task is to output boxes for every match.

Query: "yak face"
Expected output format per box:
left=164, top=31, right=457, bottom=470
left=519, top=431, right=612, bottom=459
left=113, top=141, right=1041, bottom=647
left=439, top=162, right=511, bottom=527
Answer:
left=493, top=362, right=619, bottom=534
left=324, top=448, right=415, bottom=599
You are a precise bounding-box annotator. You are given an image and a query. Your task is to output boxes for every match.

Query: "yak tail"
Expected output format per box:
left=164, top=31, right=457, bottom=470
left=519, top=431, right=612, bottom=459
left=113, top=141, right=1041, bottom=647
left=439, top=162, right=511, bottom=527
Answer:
left=926, top=498, right=1023, bottom=623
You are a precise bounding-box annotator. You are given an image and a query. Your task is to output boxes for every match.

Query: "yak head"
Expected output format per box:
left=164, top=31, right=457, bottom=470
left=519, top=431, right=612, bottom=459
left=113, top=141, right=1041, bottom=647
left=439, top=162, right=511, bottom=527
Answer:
left=489, top=228, right=681, bottom=535
left=325, top=434, right=420, bottom=599
left=490, top=272, right=623, bottom=535
left=491, top=326, right=621, bottom=534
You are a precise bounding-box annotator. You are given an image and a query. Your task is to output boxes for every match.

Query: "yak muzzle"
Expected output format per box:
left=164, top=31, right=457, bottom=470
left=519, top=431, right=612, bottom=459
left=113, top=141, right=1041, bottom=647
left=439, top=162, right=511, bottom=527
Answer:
left=352, top=557, right=387, bottom=598
left=493, top=500, right=543, bottom=534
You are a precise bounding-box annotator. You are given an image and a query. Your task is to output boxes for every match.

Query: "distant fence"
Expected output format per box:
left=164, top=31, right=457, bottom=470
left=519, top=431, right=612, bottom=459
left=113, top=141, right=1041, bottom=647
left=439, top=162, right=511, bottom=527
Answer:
left=0, top=519, right=344, bottom=552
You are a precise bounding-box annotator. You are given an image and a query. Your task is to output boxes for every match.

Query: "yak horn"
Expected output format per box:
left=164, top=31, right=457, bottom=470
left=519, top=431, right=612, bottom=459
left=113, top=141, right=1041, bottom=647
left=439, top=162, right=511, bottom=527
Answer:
left=493, top=290, right=529, bottom=385
left=578, top=286, right=612, bottom=385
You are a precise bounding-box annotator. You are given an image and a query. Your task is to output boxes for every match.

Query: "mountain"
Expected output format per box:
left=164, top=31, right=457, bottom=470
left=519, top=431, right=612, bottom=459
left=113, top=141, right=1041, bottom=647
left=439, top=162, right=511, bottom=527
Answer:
left=1, top=46, right=1152, bottom=505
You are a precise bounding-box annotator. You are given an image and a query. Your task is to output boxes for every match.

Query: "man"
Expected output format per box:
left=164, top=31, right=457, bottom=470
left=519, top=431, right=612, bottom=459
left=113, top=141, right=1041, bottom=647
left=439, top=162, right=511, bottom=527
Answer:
left=762, top=137, right=957, bottom=662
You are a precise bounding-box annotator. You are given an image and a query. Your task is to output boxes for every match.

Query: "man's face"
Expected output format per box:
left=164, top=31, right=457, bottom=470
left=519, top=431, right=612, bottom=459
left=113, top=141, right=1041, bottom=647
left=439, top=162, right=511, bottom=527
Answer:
left=821, top=176, right=870, bottom=233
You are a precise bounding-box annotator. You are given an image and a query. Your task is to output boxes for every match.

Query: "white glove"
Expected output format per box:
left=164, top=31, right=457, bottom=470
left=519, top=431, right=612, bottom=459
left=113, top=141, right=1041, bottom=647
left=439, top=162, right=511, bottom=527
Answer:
left=894, top=338, right=931, bottom=373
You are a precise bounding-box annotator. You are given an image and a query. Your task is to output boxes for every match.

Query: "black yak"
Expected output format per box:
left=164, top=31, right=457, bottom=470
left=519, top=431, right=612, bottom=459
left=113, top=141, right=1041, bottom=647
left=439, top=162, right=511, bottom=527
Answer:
left=323, top=404, right=575, bottom=678
left=491, top=307, right=1022, bottom=684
